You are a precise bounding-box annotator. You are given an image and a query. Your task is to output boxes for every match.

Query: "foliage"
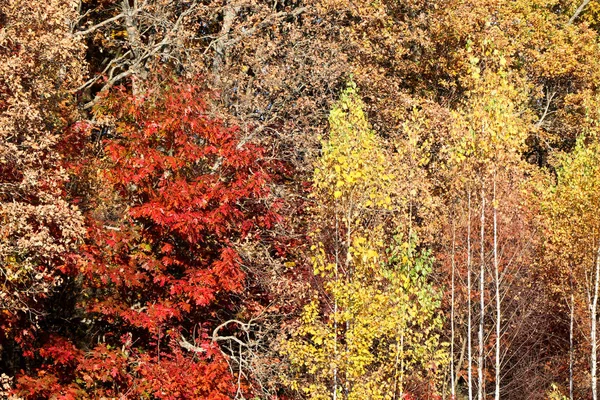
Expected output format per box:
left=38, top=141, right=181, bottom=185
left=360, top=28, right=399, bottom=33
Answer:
left=540, top=134, right=600, bottom=396
left=0, top=0, right=87, bottom=368
left=4, top=0, right=600, bottom=398
left=281, top=84, right=447, bottom=399
left=14, top=82, right=280, bottom=398
left=547, top=383, right=569, bottom=400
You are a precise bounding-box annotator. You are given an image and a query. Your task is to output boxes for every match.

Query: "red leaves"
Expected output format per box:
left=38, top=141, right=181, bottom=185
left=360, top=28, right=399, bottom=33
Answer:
left=92, top=82, right=276, bottom=304
left=132, top=349, right=235, bottom=400
left=12, top=80, right=280, bottom=398
left=212, top=247, right=245, bottom=293
left=39, top=336, right=82, bottom=366
left=17, top=337, right=235, bottom=399
left=20, top=82, right=277, bottom=397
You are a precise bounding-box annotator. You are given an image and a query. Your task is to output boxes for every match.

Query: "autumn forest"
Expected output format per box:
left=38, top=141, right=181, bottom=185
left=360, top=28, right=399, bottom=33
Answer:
left=3, top=0, right=600, bottom=398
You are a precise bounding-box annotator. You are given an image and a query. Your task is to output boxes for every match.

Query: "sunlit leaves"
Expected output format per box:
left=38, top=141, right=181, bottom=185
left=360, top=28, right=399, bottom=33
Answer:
left=282, top=84, right=447, bottom=399
left=15, top=81, right=279, bottom=398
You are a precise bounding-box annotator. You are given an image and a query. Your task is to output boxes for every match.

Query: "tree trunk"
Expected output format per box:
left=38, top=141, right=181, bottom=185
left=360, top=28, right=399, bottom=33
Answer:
left=212, top=1, right=240, bottom=87
left=478, top=188, right=485, bottom=400
left=570, top=272, right=574, bottom=400
left=455, top=336, right=467, bottom=393
left=591, top=243, right=600, bottom=400
left=333, top=206, right=340, bottom=400
left=468, top=191, right=474, bottom=400
left=493, top=178, right=501, bottom=400
left=451, top=215, right=456, bottom=399
left=121, top=0, right=145, bottom=96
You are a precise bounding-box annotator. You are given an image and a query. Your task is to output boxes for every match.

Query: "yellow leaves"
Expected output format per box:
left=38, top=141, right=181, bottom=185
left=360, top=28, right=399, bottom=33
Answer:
left=542, top=136, right=600, bottom=286
left=284, top=228, right=447, bottom=398
left=282, top=84, right=447, bottom=398
left=448, top=66, right=529, bottom=181
left=313, top=81, right=398, bottom=218
left=499, top=55, right=507, bottom=67
left=365, top=249, right=378, bottom=260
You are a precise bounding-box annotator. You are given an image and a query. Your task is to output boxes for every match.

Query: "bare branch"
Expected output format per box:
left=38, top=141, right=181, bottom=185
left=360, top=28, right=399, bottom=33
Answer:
left=212, top=318, right=253, bottom=341
left=75, top=50, right=133, bottom=92
left=535, top=88, right=556, bottom=129
left=75, top=12, right=127, bottom=36
left=224, top=7, right=307, bottom=47
left=179, top=335, right=206, bottom=353
left=82, top=69, right=134, bottom=109
left=569, top=0, right=591, bottom=24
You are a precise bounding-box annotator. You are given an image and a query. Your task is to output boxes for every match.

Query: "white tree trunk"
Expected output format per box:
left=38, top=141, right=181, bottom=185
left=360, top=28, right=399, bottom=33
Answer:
left=493, top=179, right=501, bottom=400
left=467, top=191, right=474, bottom=400
left=591, top=243, right=600, bottom=400
left=570, top=275, right=574, bottom=400
left=451, top=217, right=456, bottom=399
left=333, top=209, right=340, bottom=400
left=478, top=189, right=485, bottom=400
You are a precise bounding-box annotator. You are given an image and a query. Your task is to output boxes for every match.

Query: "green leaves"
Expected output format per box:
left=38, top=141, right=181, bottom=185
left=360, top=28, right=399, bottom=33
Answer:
left=281, top=84, right=447, bottom=399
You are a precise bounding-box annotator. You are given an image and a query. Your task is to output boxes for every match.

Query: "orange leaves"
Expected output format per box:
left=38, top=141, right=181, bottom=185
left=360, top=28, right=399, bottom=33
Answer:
left=30, top=81, right=282, bottom=397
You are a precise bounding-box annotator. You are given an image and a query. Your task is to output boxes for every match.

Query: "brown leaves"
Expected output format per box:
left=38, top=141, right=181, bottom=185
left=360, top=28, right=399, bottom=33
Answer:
left=0, top=0, right=86, bottom=322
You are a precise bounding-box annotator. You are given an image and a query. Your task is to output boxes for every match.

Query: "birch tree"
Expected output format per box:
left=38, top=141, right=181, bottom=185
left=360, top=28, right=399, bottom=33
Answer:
left=448, top=57, right=533, bottom=398
left=542, top=136, right=600, bottom=399
left=281, top=83, right=448, bottom=399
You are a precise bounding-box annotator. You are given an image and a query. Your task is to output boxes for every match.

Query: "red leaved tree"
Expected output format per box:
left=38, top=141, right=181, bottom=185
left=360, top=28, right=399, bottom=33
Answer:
left=16, top=82, right=281, bottom=399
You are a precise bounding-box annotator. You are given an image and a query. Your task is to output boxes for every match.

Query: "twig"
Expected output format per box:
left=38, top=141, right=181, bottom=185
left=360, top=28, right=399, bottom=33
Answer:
left=569, top=0, right=591, bottom=24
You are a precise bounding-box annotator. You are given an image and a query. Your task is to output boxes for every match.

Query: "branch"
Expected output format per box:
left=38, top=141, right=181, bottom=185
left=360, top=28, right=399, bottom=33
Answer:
left=179, top=318, right=253, bottom=354
left=78, top=3, right=198, bottom=106
left=214, top=335, right=250, bottom=348
left=179, top=335, right=206, bottom=353
left=74, top=50, right=133, bottom=92
left=224, top=7, right=307, bottom=47
left=75, top=12, right=127, bottom=36
left=135, top=3, right=198, bottom=63
left=535, top=88, right=556, bottom=129
left=569, top=0, right=591, bottom=24
left=212, top=319, right=253, bottom=342
left=82, top=69, right=134, bottom=109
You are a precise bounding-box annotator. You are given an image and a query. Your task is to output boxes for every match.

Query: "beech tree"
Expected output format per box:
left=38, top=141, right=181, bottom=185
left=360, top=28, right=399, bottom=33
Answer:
left=0, top=0, right=87, bottom=380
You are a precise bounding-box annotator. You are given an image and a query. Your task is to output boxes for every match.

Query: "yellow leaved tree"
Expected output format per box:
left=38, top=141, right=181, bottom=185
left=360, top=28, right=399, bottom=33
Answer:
left=281, top=82, right=447, bottom=399
left=541, top=134, right=600, bottom=400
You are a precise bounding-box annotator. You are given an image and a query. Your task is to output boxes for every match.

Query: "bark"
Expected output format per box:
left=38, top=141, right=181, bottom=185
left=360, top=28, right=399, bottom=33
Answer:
left=455, top=336, right=467, bottom=394
left=591, top=243, right=600, bottom=400
left=478, top=188, right=485, bottom=400
left=212, top=1, right=241, bottom=86
left=467, top=191, right=474, bottom=400
left=493, top=178, right=501, bottom=400
left=569, top=0, right=591, bottom=24
left=333, top=205, right=340, bottom=400
left=451, top=215, right=456, bottom=398
left=570, top=272, right=574, bottom=400
left=121, top=0, right=144, bottom=95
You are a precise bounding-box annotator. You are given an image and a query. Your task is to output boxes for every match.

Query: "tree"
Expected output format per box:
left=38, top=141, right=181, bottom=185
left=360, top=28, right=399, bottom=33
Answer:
left=0, top=0, right=87, bottom=374
left=14, top=82, right=281, bottom=398
left=281, top=83, right=447, bottom=399
left=442, top=62, right=543, bottom=397
left=542, top=135, right=600, bottom=400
